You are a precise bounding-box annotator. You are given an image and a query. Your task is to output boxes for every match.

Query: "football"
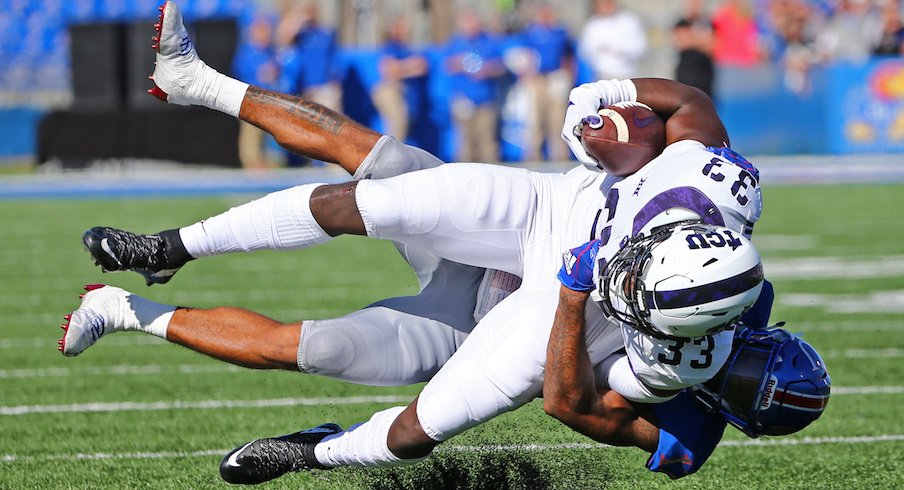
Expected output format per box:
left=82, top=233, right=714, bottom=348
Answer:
left=580, top=101, right=666, bottom=176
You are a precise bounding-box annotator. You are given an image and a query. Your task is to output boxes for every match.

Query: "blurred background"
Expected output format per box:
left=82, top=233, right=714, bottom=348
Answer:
left=3, top=0, right=904, bottom=171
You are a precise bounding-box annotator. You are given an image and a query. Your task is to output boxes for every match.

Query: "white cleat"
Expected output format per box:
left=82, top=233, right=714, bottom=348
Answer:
left=59, top=284, right=133, bottom=357
left=148, top=1, right=211, bottom=105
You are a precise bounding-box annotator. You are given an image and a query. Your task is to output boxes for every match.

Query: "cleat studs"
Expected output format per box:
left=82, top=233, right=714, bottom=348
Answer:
left=149, top=85, right=168, bottom=101
left=63, top=314, right=71, bottom=321
left=84, top=284, right=105, bottom=292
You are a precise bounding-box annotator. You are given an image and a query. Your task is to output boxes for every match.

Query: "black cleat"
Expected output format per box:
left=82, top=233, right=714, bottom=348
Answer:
left=82, top=227, right=192, bottom=286
left=219, top=423, right=343, bottom=485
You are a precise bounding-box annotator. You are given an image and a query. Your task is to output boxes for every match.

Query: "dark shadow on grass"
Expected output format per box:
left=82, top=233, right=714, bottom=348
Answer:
left=324, top=449, right=613, bottom=490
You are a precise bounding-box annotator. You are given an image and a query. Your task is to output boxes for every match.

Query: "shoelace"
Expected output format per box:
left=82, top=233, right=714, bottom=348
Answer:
left=101, top=228, right=168, bottom=270
left=252, top=439, right=309, bottom=477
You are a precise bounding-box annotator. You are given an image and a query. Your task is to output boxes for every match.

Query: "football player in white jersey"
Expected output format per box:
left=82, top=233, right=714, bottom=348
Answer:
left=543, top=78, right=767, bottom=409
left=64, top=2, right=786, bottom=483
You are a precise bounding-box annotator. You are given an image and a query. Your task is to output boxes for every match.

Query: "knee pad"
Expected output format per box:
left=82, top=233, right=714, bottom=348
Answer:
left=297, top=318, right=366, bottom=379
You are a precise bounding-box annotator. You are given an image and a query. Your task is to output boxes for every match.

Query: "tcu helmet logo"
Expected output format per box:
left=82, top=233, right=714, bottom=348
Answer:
left=686, top=229, right=743, bottom=251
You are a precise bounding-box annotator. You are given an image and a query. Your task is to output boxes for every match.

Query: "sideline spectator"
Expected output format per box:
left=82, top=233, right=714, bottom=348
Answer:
left=276, top=2, right=341, bottom=112
left=577, top=0, right=647, bottom=80
left=232, top=14, right=281, bottom=170
left=275, top=1, right=340, bottom=166
left=443, top=9, right=505, bottom=163
left=673, top=18, right=715, bottom=98
left=814, top=0, right=882, bottom=62
left=769, top=0, right=821, bottom=94
left=519, top=1, right=574, bottom=161
left=712, top=0, right=765, bottom=67
left=874, top=0, right=904, bottom=56
left=672, top=0, right=715, bottom=98
left=372, top=16, right=428, bottom=143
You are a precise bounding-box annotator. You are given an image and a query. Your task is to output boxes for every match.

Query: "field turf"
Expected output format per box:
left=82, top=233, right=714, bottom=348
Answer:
left=1, top=183, right=903, bottom=489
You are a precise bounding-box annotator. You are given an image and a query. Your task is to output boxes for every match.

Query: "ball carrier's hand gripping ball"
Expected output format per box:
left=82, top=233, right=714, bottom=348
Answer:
left=576, top=101, right=666, bottom=176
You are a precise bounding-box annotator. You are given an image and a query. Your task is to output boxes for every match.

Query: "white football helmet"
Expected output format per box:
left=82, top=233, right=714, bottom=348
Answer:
left=598, top=221, right=764, bottom=339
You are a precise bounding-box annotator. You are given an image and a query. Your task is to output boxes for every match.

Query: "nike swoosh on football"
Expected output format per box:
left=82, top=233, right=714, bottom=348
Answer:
left=633, top=113, right=659, bottom=128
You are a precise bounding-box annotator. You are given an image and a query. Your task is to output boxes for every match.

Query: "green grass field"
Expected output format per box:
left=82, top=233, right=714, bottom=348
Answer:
left=1, top=183, right=903, bottom=489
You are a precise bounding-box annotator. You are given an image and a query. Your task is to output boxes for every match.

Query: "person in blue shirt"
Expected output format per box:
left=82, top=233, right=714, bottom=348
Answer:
left=518, top=2, right=574, bottom=161
left=271, top=2, right=340, bottom=167
left=232, top=14, right=281, bottom=170
left=442, top=9, right=505, bottom=163
left=276, top=2, right=340, bottom=114
left=372, top=16, right=427, bottom=143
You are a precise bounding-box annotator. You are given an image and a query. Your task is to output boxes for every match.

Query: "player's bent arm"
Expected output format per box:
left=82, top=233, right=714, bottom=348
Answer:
left=543, top=286, right=596, bottom=418
left=601, top=354, right=680, bottom=402
left=563, top=78, right=729, bottom=165
left=631, top=78, right=729, bottom=148
left=542, top=286, right=656, bottom=451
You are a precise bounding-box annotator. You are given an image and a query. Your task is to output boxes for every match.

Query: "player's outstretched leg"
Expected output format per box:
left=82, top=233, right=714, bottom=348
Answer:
left=59, top=284, right=174, bottom=356
left=148, top=1, right=378, bottom=172
left=219, top=404, right=433, bottom=485
left=219, top=424, right=342, bottom=485
left=83, top=183, right=363, bottom=283
left=83, top=227, right=193, bottom=285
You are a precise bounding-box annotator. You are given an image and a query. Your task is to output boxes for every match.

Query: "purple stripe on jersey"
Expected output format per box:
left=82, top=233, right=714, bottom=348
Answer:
left=645, top=263, right=764, bottom=310
left=632, top=187, right=725, bottom=237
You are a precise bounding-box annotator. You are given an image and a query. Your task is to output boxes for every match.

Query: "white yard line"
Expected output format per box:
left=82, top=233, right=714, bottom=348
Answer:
left=2, top=435, right=903, bottom=463
left=831, top=386, right=904, bottom=394
left=763, top=256, right=904, bottom=280
left=0, top=395, right=412, bottom=416
left=2, top=348, right=903, bottom=380
left=779, top=291, right=904, bottom=314
left=0, top=364, right=243, bottom=379
left=825, top=348, right=904, bottom=359
left=1, top=387, right=900, bottom=416
left=0, top=336, right=167, bottom=350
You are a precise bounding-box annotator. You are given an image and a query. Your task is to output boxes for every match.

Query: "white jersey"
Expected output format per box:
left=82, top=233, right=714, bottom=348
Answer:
left=595, top=140, right=763, bottom=390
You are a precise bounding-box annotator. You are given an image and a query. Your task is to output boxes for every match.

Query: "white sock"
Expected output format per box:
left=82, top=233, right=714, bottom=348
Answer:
left=179, top=184, right=330, bottom=258
left=313, top=406, right=428, bottom=468
left=121, top=293, right=175, bottom=339
left=192, top=64, right=248, bottom=118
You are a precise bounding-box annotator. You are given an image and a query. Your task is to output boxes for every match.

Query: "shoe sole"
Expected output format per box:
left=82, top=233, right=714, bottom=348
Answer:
left=148, top=2, right=169, bottom=101
left=59, top=284, right=107, bottom=356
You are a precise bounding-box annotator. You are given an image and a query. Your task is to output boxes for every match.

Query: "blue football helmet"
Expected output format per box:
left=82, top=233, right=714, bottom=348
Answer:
left=694, top=324, right=830, bottom=437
